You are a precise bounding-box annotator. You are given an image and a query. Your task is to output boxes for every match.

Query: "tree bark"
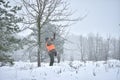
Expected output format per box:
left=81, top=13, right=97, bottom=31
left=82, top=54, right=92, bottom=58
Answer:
left=37, top=15, right=41, bottom=67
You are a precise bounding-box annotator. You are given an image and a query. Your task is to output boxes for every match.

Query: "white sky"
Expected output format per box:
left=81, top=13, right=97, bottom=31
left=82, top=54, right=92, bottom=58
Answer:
left=12, top=0, right=120, bottom=38
left=69, top=0, right=120, bottom=38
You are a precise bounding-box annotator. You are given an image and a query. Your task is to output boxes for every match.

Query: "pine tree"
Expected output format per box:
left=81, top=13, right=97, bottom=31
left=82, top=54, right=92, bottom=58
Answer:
left=0, top=0, right=22, bottom=66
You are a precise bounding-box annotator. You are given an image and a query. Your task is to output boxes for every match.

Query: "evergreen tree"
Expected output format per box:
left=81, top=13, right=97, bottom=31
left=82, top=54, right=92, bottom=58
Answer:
left=0, top=0, right=22, bottom=66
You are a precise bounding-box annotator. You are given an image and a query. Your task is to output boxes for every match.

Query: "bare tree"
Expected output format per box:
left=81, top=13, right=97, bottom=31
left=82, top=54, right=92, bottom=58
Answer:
left=94, top=34, right=99, bottom=61
left=19, top=0, right=79, bottom=67
left=118, top=37, right=120, bottom=60
left=104, top=36, right=110, bottom=61
left=77, top=35, right=86, bottom=62
left=94, top=34, right=103, bottom=61
left=111, top=38, right=117, bottom=59
left=87, top=33, right=95, bottom=61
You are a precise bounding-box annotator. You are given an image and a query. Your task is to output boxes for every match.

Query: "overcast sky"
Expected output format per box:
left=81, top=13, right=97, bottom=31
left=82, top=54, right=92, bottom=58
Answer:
left=69, top=0, right=120, bottom=38
left=16, top=0, right=120, bottom=38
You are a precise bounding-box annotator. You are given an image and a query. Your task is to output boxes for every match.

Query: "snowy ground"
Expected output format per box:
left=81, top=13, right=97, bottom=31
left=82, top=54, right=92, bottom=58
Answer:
left=0, top=60, right=120, bottom=80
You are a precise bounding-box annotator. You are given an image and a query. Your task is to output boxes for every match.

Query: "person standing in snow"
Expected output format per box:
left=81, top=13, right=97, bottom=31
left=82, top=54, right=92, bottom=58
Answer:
left=45, top=33, right=57, bottom=66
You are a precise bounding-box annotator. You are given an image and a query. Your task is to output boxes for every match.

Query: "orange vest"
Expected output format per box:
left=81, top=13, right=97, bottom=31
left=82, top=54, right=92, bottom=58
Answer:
left=46, top=43, right=55, bottom=51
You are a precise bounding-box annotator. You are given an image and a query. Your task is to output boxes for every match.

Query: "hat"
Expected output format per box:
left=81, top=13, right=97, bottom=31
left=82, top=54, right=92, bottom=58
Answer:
left=45, top=37, right=49, bottom=41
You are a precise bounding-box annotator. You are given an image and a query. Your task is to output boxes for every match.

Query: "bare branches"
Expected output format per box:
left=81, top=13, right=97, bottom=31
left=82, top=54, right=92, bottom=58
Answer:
left=20, top=0, right=81, bottom=29
left=22, top=0, right=37, bottom=17
left=19, top=0, right=82, bottom=67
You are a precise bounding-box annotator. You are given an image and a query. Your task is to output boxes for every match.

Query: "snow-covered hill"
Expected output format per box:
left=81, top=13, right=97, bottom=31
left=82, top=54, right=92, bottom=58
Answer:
left=0, top=60, right=120, bottom=80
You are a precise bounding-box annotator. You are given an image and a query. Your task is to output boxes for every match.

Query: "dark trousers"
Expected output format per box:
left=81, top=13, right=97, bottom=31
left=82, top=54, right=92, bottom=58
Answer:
left=48, top=49, right=57, bottom=66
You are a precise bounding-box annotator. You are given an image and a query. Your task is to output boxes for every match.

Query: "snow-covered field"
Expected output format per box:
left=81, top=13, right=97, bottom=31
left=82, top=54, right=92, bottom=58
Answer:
left=0, top=60, right=120, bottom=80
